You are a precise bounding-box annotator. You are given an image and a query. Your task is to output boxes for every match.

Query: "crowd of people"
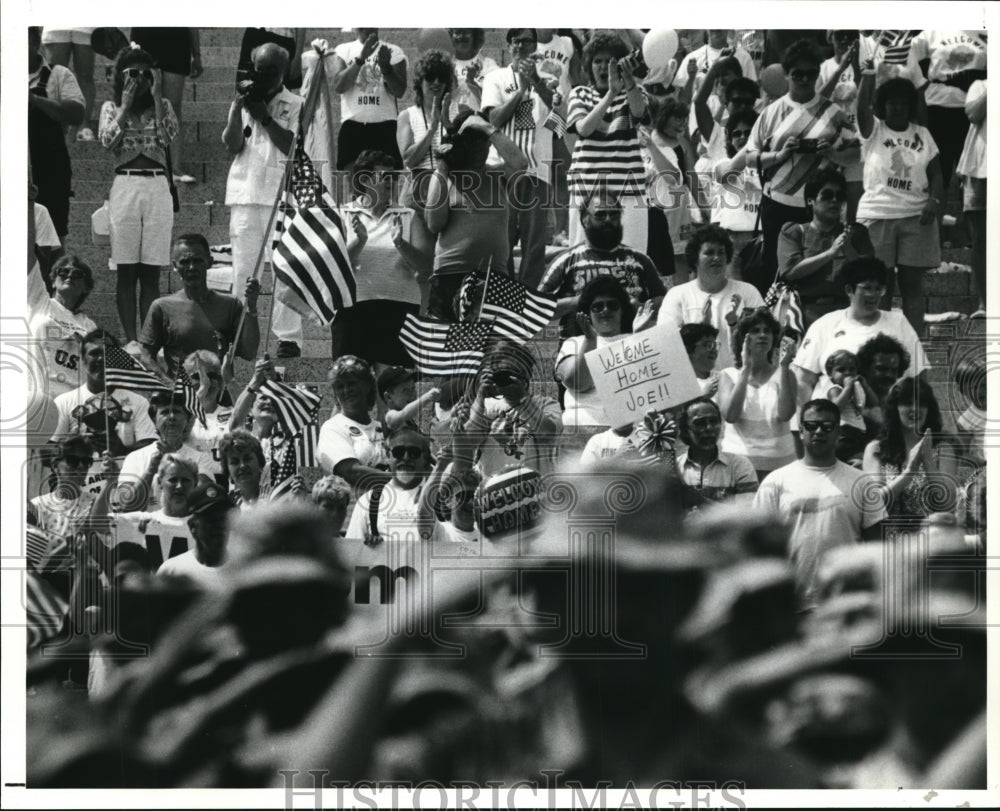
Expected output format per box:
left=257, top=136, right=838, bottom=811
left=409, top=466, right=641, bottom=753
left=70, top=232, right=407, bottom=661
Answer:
left=23, top=26, right=988, bottom=790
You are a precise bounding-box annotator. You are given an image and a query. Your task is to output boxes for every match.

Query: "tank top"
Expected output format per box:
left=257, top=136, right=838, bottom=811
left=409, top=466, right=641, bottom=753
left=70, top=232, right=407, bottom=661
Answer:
left=404, top=105, right=443, bottom=172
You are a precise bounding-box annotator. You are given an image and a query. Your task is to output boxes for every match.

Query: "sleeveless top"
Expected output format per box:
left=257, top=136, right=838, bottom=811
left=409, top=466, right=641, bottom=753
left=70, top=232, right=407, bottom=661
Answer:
left=404, top=105, right=443, bottom=172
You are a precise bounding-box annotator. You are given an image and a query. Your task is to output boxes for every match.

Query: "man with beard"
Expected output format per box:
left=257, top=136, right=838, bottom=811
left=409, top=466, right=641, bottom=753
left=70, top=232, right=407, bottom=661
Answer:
left=139, top=234, right=260, bottom=379
left=753, top=399, right=885, bottom=606
left=52, top=330, right=158, bottom=458
left=539, top=192, right=665, bottom=338
left=345, top=428, right=436, bottom=544
left=117, top=390, right=221, bottom=512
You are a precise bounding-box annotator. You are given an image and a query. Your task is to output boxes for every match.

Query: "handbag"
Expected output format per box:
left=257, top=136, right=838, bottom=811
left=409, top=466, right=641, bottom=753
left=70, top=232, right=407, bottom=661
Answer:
left=91, top=200, right=110, bottom=247
left=163, top=146, right=181, bottom=213
left=90, top=28, right=129, bottom=60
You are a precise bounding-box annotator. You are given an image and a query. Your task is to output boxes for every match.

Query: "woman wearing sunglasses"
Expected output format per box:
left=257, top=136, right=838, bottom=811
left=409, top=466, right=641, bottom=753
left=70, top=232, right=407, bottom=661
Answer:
left=555, top=276, right=636, bottom=428
left=98, top=44, right=178, bottom=355
left=776, top=167, right=851, bottom=330
left=856, top=72, right=945, bottom=333
left=28, top=254, right=97, bottom=399
left=745, top=39, right=858, bottom=294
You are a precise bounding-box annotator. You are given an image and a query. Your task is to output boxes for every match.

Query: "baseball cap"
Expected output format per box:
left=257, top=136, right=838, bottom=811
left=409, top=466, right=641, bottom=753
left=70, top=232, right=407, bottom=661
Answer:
left=377, top=366, right=417, bottom=399
left=187, top=481, right=233, bottom=515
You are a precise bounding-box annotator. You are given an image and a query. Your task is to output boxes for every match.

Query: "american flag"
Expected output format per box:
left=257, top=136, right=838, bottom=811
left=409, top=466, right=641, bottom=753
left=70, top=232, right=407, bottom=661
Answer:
left=272, top=135, right=356, bottom=327
left=765, top=284, right=806, bottom=338
left=507, top=97, right=538, bottom=169
left=480, top=272, right=557, bottom=343
left=103, top=345, right=167, bottom=393
left=544, top=108, right=567, bottom=139
left=257, top=379, right=322, bottom=439
left=174, top=365, right=207, bottom=428
left=267, top=424, right=319, bottom=500
left=877, top=30, right=920, bottom=65
left=25, top=570, right=69, bottom=650
left=399, top=316, right=493, bottom=376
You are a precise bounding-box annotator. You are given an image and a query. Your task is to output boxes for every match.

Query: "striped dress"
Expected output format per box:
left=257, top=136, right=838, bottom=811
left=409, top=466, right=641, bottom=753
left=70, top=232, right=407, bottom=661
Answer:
left=747, top=94, right=854, bottom=207
left=566, top=85, right=647, bottom=205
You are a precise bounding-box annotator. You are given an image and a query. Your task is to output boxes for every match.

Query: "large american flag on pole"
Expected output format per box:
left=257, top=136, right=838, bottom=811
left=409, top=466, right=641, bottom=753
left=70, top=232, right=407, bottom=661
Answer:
left=272, top=135, right=356, bottom=327
left=480, top=272, right=557, bottom=343
left=399, top=316, right=493, bottom=376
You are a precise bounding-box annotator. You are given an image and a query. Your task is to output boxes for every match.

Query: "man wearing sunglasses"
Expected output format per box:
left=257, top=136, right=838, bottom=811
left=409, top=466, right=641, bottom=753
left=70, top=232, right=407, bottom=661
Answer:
left=30, top=436, right=98, bottom=541
left=345, top=428, right=435, bottom=544
left=677, top=398, right=758, bottom=506
left=753, top=399, right=885, bottom=606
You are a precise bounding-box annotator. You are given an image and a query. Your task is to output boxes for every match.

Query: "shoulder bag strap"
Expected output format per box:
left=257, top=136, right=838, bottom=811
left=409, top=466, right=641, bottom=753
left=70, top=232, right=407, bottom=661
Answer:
left=368, top=483, right=385, bottom=544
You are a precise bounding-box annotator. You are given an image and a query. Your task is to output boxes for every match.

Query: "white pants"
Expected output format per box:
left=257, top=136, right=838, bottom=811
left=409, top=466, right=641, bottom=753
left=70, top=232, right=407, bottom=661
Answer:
left=230, top=203, right=303, bottom=345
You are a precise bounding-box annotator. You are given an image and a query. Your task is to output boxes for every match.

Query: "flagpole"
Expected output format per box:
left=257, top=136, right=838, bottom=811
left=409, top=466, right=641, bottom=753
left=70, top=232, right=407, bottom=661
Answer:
left=102, top=350, right=111, bottom=459
left=227, top=55, right=329, bottom=370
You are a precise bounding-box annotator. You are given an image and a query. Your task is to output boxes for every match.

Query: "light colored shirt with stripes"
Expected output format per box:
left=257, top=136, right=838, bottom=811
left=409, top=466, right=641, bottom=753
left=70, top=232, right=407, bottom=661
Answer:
left=747, top=94, right=854, bottom=208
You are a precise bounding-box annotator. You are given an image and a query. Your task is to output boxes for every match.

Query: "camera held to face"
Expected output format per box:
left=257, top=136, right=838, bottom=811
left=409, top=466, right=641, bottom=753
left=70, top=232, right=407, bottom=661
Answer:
left=235, top=69, right=269, bottom=104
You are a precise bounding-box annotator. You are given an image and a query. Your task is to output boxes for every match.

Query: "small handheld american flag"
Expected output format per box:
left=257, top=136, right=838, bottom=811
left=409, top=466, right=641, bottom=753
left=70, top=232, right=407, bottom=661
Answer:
left=480, top=272, right=557, bottom=343
left=399, top=316, right=493, bottom=376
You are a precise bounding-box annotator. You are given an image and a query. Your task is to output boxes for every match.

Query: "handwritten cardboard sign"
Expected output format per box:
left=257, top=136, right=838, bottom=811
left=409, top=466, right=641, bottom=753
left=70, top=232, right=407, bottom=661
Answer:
left=584, top=324, right=702, bottom=428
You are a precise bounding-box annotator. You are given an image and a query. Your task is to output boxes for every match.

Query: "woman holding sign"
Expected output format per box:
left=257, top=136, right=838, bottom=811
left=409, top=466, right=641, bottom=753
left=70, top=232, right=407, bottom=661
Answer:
left=718, top=308, right=798, bottom=481
left=555, top=276, right=638, bottom=428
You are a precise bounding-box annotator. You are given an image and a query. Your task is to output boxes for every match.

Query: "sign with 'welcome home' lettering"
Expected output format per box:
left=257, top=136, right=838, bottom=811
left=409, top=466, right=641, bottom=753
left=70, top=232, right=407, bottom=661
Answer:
left=585, top=324, right=702, bottom=428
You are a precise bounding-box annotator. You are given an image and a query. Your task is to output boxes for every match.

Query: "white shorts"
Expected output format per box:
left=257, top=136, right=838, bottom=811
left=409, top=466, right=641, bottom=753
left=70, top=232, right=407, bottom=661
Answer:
left=108, top=174, right=174, bottom=266
left=41, top=28, right=95, bottom=46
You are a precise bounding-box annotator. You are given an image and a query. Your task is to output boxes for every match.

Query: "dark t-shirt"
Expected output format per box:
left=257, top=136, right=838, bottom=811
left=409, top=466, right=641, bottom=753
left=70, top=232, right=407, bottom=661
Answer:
left=776, top=221, right=850, bottom=305
left=140, top=289, right=245, bottom=375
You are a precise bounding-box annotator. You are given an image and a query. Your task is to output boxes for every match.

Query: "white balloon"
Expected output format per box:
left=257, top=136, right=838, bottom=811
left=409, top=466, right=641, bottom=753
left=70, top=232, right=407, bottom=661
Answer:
left=643, top=29, right=680, bottom=74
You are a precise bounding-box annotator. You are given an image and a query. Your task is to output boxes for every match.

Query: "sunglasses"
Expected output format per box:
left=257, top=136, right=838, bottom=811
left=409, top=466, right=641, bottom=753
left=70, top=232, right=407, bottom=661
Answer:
left=55, top=268, right=87, bottom=280
left=590, top=300, right=622, bottom=315
left=729, top=97, right=756, bottom=108
left=815, top=189, right=846, bottom=202
left=729, top=128, right=753, bottom=138
left=492, top=371, right=522, bottom=388
left=60, top=455, right=92, bottom=468
left=789, top=68, right=820, bottom=82
left=390, top=445, right=425, bottom=461
left=801, top=420, right=838, bottom=434
left=123, top=67, right=154, bottom=81
left=510, top=37, right=538, bottom=46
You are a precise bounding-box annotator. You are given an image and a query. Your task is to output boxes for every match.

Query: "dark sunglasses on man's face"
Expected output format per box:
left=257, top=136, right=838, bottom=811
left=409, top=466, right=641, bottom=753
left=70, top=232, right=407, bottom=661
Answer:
left=590, top=300, right=622, bottom=315
left=60, top=455, right=92, bottom=469
left=801, top=420, right=837, bottom=434
left=391, top=445, right=425, bottom=461
left=589, top=209, right=622, bottom=222
left=55, top=268, right=87, bottom=281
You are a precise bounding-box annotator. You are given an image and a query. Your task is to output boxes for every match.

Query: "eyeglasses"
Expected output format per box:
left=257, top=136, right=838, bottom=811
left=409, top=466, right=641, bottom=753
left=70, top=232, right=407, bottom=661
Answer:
left=729, top=128, right=753, bottom=138
left=589, top=300, right=622, bottom=315
left=492, top=371, right=522, bottom=388
left=815, top=189, right=846, bottom=202
left=390, top=445, right=425, bottom=461
left=55, top=268, right=87, bottom=280
left=60, top=455, right=92, bottom=468
left=123, top=67, right=153, bottom=81
left=801, top=420, right=838, bottom=434
left=789, top=68, right=819, bottom=82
